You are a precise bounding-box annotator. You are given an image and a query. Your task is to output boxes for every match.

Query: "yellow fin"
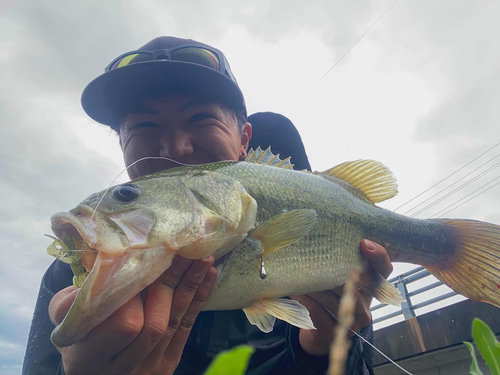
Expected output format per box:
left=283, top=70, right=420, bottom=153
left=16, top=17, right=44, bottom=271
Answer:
left=358, top=267, right=404, bottom=305
left=250, top=209, right=317, bottom=256
left=319, top=160, right=398, bottom=203
left=243, top=298, right=315, bottom=333
left=242, top=306, right=276, bottom=333
left=426, top=219, right=500, bottom=308
left=246, top=146, right=295, bottom=170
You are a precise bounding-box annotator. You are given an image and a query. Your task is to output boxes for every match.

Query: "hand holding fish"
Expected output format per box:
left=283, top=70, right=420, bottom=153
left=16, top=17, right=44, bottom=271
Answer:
left=48, top=256, right=216, bottom=375
left=291, top=240, right=393, bottom=356
left=46, top=150, right=500, bottom=356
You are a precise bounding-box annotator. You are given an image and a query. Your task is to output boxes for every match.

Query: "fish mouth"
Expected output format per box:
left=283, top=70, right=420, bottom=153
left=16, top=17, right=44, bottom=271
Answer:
left=51, top=206, right=131, bottom=254
left=50, top=212, right=99, bottom=274
left=48, top=206, right=176, bottom=348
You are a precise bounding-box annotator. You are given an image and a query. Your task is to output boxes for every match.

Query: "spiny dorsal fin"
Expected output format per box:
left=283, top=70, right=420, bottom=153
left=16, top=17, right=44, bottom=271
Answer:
left=246, top=146, right=295, bottom=170
left=318, top=160, right=398, bottom=203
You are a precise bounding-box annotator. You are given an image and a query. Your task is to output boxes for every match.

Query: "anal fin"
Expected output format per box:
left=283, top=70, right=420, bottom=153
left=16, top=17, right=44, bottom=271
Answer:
left=243, top=306, right=276, bottom=333
left=243, top=298, right=316, bottom=333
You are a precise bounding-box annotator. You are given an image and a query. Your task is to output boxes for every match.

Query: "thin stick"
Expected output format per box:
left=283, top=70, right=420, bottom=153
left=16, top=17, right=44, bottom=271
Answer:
left=328, top=266, right=362, bottom=375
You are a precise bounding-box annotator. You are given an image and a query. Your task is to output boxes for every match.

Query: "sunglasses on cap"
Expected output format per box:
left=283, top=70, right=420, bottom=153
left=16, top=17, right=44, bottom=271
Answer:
left=105, top=44, right=237, bottom=83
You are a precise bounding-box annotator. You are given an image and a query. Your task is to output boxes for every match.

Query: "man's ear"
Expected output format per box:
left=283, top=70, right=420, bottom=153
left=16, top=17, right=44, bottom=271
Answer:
left=240, top=122, right=252, bottom=159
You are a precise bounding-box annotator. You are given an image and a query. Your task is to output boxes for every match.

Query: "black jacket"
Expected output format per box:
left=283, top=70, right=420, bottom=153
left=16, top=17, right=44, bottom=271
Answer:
left=23, top=112, right=374, bottom=374
left=23, top=260, right=373, bottom=375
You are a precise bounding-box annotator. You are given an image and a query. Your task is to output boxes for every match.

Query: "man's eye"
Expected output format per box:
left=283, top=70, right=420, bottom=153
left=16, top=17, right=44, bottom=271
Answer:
left=189, top=113, right=214, bottom=123
left=130, top=122, right=158, bottom=130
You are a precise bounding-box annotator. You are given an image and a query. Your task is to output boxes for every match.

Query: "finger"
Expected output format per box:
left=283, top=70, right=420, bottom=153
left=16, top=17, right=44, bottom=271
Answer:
left=156, top=256, right=214, bottom=352
left=49, top=286, right=79, bottom=325
left=361, top=240, right=393, bottom=278
left=159, top=266, right=217, bottom=370
left=290, top=293, right=337, bottom=355
left=156, top=256, right=195, bottom=288
left=351, top=291, right=371, bottom=332
left=69, top=293, right=145, bottom=368
left=332, top=283, right=371, bottom=333
left=291, top=292, right=339, bottom=333
left=111, top=256, right=194, bottom=369
left=172, top=266, right=217, bottom=338
left=356, top=286, right=375, bottom=311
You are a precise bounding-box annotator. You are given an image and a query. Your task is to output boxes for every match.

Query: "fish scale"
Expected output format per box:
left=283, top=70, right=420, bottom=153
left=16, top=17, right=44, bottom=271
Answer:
left=202, top=161, right=434, bottom=308
left=47, top=148, right=500, bottom=343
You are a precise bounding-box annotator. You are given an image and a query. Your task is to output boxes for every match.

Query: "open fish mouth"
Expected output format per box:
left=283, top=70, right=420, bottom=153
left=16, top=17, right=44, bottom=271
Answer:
left=46, top=172, right=258, bottom=347
left=48, top=206, right=177, bottom=348
left=51, top=206, right=131, bottom=254
left=50, top=217, right=99, bottom=276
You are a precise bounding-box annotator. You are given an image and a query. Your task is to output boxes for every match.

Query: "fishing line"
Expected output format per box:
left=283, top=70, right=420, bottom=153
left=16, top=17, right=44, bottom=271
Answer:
left=394, top=142, right=500, bottom=212
left=89, top=156, right=198, bottom=223
left=317, top=0, right=399, bottom=83
left=46, top=232, right=247, bottom=253
left=323, top=306, right=414, bottom=375
left=82, top=157, right=194, bottom=252
left=89, top=155, right=241, bottom=222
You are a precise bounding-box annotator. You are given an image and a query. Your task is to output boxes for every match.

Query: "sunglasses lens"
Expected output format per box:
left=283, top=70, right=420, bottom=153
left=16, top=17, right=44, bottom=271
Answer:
left=110, top=53, right=154, bottom=70
left=171, top=47, right=220, bottom=70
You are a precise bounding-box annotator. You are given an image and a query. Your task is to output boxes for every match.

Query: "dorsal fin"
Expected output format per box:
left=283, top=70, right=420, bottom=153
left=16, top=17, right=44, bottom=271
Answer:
left=246, top=147, right=295, bottom=170
left=318, top=160, right=398, bottom=203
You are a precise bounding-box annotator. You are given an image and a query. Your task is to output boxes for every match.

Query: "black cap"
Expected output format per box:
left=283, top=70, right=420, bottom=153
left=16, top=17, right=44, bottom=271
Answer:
left=81, top=36, right=246, bottom=126
left=248, top=112, right=311, bottom=171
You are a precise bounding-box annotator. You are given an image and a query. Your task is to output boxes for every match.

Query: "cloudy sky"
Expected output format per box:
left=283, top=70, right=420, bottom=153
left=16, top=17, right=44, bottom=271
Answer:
left=2, top=0, right=500, bottom=373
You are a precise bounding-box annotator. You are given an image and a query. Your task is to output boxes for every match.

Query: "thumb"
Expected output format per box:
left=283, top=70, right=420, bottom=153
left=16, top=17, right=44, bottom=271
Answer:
left=49, top=286, right=79, bottom=326
left=360, top=240, right=393, bottom=279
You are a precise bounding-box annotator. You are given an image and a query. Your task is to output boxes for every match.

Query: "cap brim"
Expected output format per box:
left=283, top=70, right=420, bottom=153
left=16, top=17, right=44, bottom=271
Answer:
left=81, top=61, right=246, bottom=126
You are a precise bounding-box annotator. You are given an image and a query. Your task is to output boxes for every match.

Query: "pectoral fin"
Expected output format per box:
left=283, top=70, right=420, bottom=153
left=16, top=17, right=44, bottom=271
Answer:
left=250, top=209, right=317, bottom=256
left=243, top=298, right=316, bottom=333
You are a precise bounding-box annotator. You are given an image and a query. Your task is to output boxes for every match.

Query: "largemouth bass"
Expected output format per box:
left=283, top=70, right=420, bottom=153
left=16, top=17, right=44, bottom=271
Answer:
left=48, top=148, right=500, bottom=347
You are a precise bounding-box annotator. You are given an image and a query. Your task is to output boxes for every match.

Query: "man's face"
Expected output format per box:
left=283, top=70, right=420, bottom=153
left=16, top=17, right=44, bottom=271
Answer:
left=120, top=95, right=251, bottom=179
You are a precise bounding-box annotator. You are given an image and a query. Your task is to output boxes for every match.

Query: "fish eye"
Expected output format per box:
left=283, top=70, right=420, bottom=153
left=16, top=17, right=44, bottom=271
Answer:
left=112, top=184, right=140, bottom=202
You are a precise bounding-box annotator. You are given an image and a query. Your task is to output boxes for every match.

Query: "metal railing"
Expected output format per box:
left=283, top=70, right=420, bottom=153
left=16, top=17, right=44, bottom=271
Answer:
left=370, top=266, right=458, bottom=325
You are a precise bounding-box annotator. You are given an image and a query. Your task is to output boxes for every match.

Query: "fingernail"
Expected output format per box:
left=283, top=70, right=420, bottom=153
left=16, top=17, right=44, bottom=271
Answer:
left=365, top=240, right=377, bottom=251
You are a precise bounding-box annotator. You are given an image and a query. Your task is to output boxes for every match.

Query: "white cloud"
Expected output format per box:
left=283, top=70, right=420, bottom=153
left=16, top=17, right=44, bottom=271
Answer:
left=2, top=0, right=500, bottom=370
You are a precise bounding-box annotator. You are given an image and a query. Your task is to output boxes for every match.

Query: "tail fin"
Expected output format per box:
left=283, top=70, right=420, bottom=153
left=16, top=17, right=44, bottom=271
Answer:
left=427, top=219, right=500, bottom=307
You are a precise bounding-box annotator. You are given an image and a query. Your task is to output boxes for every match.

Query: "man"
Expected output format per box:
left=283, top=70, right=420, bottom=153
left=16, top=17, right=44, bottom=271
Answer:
left=23, top=36, right=392, bottom=374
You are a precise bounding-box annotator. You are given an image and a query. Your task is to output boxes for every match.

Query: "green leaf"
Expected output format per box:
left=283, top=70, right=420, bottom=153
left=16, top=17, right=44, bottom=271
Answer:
left=472, top=318, right=500, bottom=375
left=203, top=345, right=255, bottom=375
left=463, top=341, right=484, bottom=375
